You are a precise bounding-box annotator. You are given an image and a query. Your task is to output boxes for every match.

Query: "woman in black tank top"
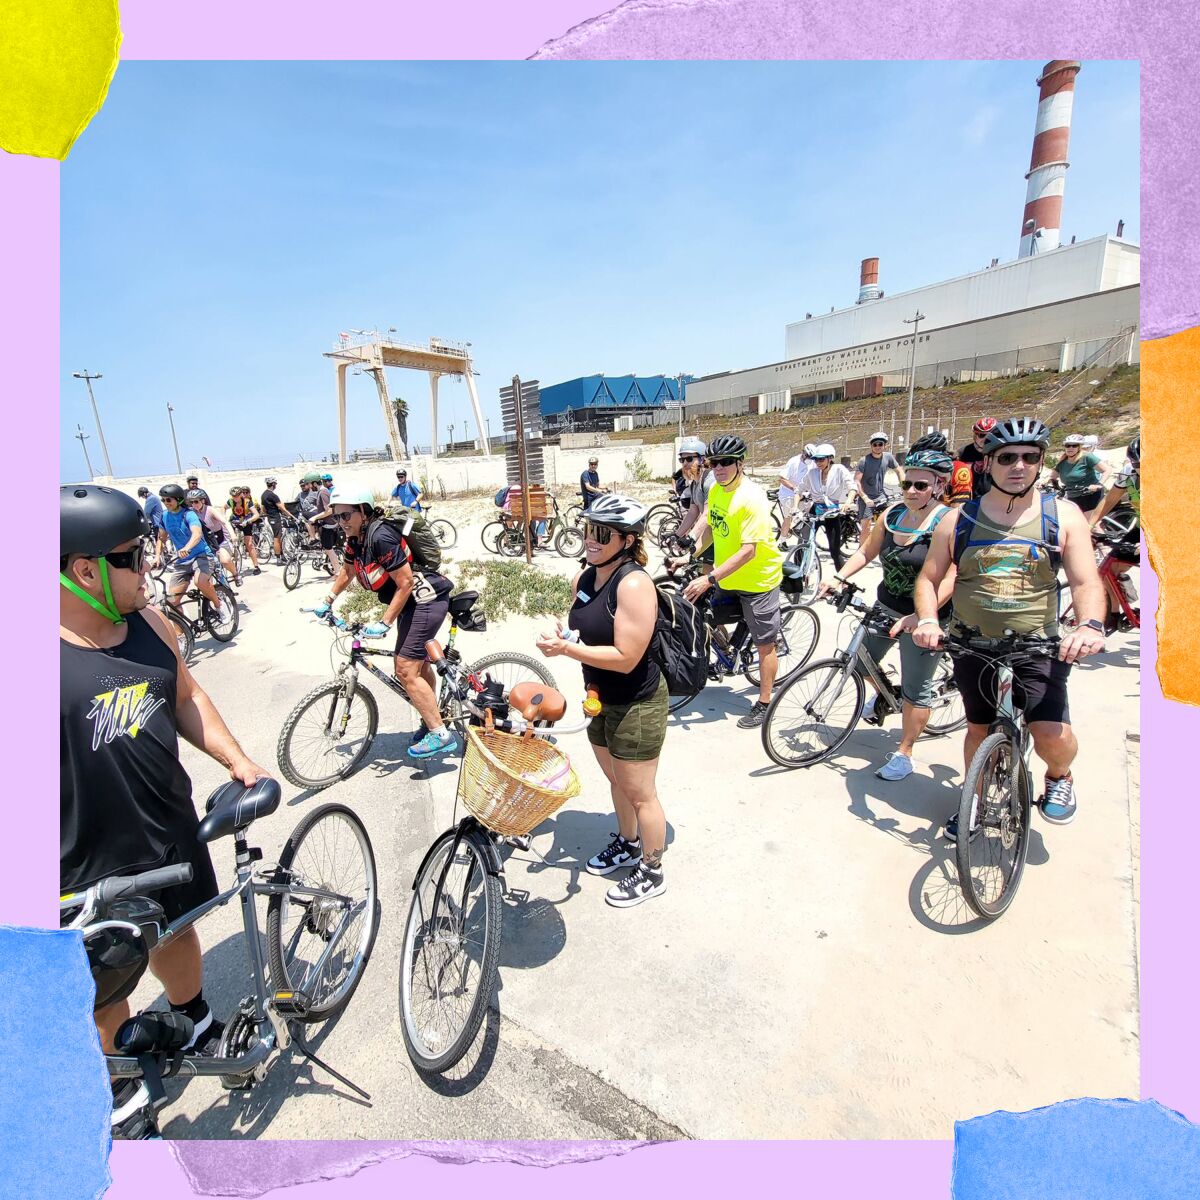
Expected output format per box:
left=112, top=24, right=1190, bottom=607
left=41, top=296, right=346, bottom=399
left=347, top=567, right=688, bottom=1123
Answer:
left=535, top=497, right=669, bottom=909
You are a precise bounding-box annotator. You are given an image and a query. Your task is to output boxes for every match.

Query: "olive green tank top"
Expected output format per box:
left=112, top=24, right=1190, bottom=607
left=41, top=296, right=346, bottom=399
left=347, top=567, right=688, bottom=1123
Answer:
left=952, top=503, right=1060, bottom=637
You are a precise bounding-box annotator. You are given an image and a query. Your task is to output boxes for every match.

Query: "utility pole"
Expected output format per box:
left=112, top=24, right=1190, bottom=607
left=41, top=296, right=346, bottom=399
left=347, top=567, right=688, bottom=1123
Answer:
left=902, top=311, right=924, bottom=447
left=72, top=370, right=114, bottom=475
left=447, top=422, right=455, bottom=455
left=512, top=375, right=533, bottom=563
left=74, top=424, right=94, bottom=479
left=166, top=401, right=183, bottom=473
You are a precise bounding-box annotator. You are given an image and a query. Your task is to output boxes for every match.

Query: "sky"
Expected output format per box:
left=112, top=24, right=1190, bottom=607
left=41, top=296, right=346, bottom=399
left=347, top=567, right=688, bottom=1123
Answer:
left=60, top=60, right=1140, bottom=481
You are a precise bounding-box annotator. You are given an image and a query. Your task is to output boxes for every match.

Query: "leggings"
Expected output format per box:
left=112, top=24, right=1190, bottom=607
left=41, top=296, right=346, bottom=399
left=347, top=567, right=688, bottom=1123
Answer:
left=821, top=514, right=847, bottom=570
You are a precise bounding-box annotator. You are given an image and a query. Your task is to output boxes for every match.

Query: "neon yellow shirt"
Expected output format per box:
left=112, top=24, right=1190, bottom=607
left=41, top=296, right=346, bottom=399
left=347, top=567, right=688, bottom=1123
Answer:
left=707, top=478, right=784, bottom=593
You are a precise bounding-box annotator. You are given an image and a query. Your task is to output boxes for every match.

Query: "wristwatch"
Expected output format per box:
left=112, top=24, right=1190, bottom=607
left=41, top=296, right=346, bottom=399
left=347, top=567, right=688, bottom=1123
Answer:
left=1082, top=619, right=1106, bottom=635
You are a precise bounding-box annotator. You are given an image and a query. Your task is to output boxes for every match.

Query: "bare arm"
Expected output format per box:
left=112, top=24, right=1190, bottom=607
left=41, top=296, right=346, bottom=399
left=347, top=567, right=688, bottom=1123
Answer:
left=1057, top=502, right=1107, bottom=662
left=912, top=511, right=958, bottom=644
left=1089, top=481, right=1126, bottom=525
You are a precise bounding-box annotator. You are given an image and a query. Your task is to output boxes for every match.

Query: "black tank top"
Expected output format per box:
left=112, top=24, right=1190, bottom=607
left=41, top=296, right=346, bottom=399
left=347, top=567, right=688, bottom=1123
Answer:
left=876, top=503, right=952, bottom=619
left=568, top=563, right=660, bottom=705
left=60, top=611, right=197, bottom=892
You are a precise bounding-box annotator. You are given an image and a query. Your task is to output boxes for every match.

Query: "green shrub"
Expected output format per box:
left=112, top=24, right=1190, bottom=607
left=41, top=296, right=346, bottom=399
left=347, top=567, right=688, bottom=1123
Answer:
left=625, top=449, right=652, bottom=482
left=454, top=559, right=573, bottom=621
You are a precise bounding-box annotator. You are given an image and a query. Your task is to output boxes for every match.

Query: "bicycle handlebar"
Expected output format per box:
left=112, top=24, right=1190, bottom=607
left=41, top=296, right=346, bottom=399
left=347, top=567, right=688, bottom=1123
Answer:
left=61, top=863, right=194, bottom=920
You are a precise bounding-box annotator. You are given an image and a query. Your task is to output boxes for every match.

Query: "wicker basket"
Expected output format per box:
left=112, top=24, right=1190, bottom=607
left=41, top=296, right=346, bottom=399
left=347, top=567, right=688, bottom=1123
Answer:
left=459, top=726, right=581, bottom=837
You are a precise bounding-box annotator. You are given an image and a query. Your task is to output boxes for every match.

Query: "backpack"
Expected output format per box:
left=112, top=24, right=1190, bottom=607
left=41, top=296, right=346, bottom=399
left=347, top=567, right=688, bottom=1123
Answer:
left=952, top=491, right=1061, bottom=573
left=611, top=563, right=711, bottom=697
left=373, top=503, right=442, bottom=572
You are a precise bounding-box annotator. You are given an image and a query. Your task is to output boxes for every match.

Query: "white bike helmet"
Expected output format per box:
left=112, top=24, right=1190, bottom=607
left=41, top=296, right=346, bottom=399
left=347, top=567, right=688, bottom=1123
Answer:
left=869, top=431, right=889, bottom=444
left=329, top=487, right=376, bottom=507
left=581, top=493, right=649, bottom=534
left=803, top=443, right=817, bottom=458
left=1063, top=433, right=1085, bottom=447
left=812, top=443, right=836, bottom=459
left=678, top=436, right=707, bottom=456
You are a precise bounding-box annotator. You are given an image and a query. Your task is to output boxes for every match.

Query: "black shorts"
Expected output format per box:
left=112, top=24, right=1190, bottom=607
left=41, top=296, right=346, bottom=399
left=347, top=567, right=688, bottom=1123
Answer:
left=952, top=651, right=1072, bottom=728
left=319, top=525, right=339, bottom=550
left=266, top=512, right=283, bottom=535
left=395, top=594, right=450, bottom=660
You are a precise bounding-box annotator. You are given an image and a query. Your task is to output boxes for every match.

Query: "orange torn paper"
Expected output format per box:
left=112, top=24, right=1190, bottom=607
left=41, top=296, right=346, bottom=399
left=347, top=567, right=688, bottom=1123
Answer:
left=1142, top=324, right=1200, bottom=703
left=0, top=0, right=122, bottom=160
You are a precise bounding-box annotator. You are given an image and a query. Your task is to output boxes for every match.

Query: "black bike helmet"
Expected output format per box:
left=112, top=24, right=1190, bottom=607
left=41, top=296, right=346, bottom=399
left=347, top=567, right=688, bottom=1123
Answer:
left=137, top=486, right=150, bottom=498
left=159, top=483, right=186, bottom=501
left=61, top=485, right=150, bottom=558
left=83, top=896, right=165, bottom=1011
left=705, top=434, right=748, bottom=460
left=1127, top=435, right=1140, bottom=465
left=910, top=431, right=948, bottom=454
left=981, top=417, right=1051, bottom=453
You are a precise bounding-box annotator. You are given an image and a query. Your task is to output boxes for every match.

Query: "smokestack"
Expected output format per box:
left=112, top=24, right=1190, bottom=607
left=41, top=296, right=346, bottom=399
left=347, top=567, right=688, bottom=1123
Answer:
left=1116, top=219, right=1125, bottom=238
left=857, top=257, right=881, bottom=304
left=1019, top=59, right=1081, bottom=258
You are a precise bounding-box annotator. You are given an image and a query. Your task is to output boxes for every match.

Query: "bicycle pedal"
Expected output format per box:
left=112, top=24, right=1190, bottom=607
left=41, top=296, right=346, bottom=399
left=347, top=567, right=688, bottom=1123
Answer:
left=271, top=989, right=311, bottom=1017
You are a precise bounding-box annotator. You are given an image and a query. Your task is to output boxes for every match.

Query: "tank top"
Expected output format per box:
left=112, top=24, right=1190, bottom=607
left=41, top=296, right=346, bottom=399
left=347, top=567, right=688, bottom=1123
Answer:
left=568, top=563, right=661, bottom=705
left=877, top=503, right=950, bottom=618
left=60, top=611, right=198, bottom=892
left=952, top=502, right=1060, bottom=637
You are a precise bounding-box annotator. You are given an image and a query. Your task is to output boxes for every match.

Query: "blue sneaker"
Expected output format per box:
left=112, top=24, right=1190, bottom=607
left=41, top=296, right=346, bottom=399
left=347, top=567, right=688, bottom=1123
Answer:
left=407, top=729, right=458, bottom=760
left=1040, top=774, right=1077, bottom=824
left=408, top=721, right=429, bottom=746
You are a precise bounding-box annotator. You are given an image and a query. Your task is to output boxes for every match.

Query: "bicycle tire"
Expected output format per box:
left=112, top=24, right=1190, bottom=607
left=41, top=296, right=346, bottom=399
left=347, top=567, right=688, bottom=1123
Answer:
left=563, top=503, right=584, bottom=529
left=276, top=681, right=380, bottom=790
left=283, top=558, right=302, bottom=590
left=498, top=527, right=527, bottom=557
left=760, top=657, right=865, bottom=768
left=266, top=803, right=380, bottom=1021
left=480, top=520, right=505, bottom=553
left=956, top=730, right=1031, bottom=920
left=203, top=583, right=240, bottom=642
left=744, top=602, right=821, bottom=687
left=554, top=525, right=584, bottom=558
left=924, top=658, right=967, bottom=735
left=430, top=518, right=458, bottom=550
left=161, top=606, right=195, bottom=663
left=399, top=824, right=501, bottom=1074
left=465, top=652, right=556, bottom=695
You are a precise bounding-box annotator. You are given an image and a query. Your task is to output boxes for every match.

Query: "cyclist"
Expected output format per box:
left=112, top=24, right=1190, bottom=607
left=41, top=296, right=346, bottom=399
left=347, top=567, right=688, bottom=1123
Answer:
left=312, top=475, right=342, bottom=574
left=139, top=486, right=165, bottom=536
left=60, top=484, right=267, bottom=1078
left=958, top=417, right=996, bottom=500
left=580, top=457, right=607, bottom=506
left=671, top=436, right=714, bottom=547
left=682, top=434, right=785, bottom=729
left=1082, top=433, right=1101, bottom=455
left=817, top=448, right=957, bottom=781
left=912, top=417, right=1108, bottom=835
left=777, top=442, right=817, bottom=529
left=853, top=432, right=902, bottom=542
left=1048, top=433, right=1110, bottom=514
left=185, top=474, right=200, bottom=492
left=317, top=488, right=458, bottom=759
left=225, top=486, right=263, bottom=575
left=259, top=476, right=289, bottom=563
left=798, top=443, right=856, bottom=570
left=1090, top=434, right=1140, bottom=531
left=390, top=468, right=423, bottom=509
left=536, top=495, right=668, bottom=908
left=155, top=484, right=223, bottom=611
left=189, top=489, right=240, bottom=584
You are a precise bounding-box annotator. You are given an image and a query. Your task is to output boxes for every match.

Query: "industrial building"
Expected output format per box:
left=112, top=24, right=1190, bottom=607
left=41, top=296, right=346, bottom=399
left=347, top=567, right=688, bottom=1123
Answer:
left=539, top=374, right=691, bottom=432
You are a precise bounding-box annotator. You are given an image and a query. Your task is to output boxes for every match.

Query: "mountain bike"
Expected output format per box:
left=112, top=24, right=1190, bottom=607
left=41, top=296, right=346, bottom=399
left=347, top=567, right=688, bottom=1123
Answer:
left=276, top=596, right=557, bottom=790
left=1060, top=529, right=1140, bottom=632
left=162, top=562, right=239, bottom=644
left=282, top=532, right=339, bottom=591
left=760, top=581, right=965, bottom=768
left=941, top=630, right=1061, bottom=920
left=420, top=505, right=458, bottom=551
left=399, top=643, right=595, bottom=1075
left=62, top=777, right=378, bottom=1138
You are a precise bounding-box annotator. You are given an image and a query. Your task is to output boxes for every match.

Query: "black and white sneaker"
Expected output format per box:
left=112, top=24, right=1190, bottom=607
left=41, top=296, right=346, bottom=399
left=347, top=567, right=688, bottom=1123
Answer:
left=605, top=862, right=666, bottom=908
left=111, top=1078, right=151, bottom=1129
left=737, top=700, right=770, bottom=729
left=181, top=1006, right=225, bottom=1056
left=585, top=833, right=642, bottom=876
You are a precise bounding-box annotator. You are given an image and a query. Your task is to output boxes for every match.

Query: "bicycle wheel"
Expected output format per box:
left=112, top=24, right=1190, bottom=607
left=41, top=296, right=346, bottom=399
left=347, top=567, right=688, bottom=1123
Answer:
left=498, top=527, right=527, bottom=557
left=276, top=681, right=380, bottom=790
left=202, top=583, right=240, bottom=641
left=430, top=518, right=458, bottom=550
left=480, top=520, right=505, bottom=553
left=255, top=523, right=273, bottom=558
left=283, top=557, right=302, bottom=591
left=924, top=657, right=967, bottom=735
left=399, top=824, right=501, bottom=1074
left=956, top=731, right=1031, bottom=920
left=744, top=602, right=821, bottom=687
left=465, top=653, right=556, bottom=694
left=760, top=657, right=865, bottom=768
left=161, top=606, right=195, bottom=663
left=554, top=525, right=584, bottom=558
left=266, top=803, right=380, bottom=1021
left=563, top=503, right=584, bottom=529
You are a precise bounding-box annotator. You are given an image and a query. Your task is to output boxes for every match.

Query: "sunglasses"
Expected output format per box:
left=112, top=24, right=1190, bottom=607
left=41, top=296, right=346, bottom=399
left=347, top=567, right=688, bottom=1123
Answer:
left=679, top=455, right=700, bottom=463
left=709, top=457, right=739, bottom=468
left=900, top=480, right=932, bottom=493
left=993, top=450, right=1044, bottom=467
left=870, top=440, right=887, bottom=446
left=96, top=544, right=147, bottom=572
left=333, top=510, right=359, bottom=524
left=582, top=522, right=617, bottom=544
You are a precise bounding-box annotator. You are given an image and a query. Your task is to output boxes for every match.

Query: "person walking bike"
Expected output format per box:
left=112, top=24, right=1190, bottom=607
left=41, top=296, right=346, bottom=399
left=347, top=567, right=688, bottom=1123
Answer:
left=853, top=432, right=901, bottom=542
left=682, top=434, right=785, bottom=729
left=799, top=444, right=855, bottom=570
left=536, top=495, right=669, bottom=908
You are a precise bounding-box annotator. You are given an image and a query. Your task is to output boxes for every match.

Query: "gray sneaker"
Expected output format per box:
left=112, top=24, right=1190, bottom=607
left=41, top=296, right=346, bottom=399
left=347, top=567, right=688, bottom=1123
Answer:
left=737, top=700, right=770, bottom=729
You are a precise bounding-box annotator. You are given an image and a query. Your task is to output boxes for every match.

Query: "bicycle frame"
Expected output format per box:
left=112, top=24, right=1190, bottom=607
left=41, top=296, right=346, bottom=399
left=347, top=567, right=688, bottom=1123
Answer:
left=1097, top=548, right=1140, bottom=627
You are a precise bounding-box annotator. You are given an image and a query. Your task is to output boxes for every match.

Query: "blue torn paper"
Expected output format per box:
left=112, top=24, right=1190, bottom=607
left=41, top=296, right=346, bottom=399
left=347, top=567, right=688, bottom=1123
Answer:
left=0, top=927, right=111, bottom=1200
left=954, top=1097, right=1200, bottom=1199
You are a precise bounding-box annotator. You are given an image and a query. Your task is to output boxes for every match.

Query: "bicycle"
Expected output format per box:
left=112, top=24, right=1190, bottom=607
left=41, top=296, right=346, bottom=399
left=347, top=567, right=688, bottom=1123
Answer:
left=398, top=643, right=595, bottom=1074
left=940, top=630, right=1062, bottom=920
left=495, top=497, right=584, bottom=558
left=62, top=777, right=379, bottom=1138
left=779, top=501, right=826, bottom=604
left=420, top=505, right=458, bottom=551
left=760, top=581, right=965, bottom=769
left=1061, top=529, right=1140, bottom=633
left=276, top=596, right=558, bottom=790
left=161, top=559, right=240, bottom=645
left=282, top=531, right=340, bottom=591
left=645, top=496, right=687, bottom=547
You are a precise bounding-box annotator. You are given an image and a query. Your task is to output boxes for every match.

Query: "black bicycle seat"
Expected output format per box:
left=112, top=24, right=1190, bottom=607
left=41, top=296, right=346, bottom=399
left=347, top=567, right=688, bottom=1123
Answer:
left=448, top=590, right=481, bottom=619
left=197, top=777, right=282, bottom=843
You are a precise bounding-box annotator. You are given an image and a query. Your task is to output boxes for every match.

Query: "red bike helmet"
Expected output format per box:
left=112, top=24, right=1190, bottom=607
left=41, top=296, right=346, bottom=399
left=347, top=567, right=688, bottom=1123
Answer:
left=973, top=417, right=997, bottom=435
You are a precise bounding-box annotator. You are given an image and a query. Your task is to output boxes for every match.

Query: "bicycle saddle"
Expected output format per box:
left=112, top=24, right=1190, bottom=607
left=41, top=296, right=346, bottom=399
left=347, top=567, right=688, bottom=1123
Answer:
left=448, top=590, right=480, bottom=619
left=508, top=682, right=567, bottom=724
left=197, top=777, right=282, bottom=843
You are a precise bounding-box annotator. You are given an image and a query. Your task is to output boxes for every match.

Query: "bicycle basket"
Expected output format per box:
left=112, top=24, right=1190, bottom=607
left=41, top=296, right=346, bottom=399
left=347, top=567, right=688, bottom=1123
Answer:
left=82, top=896, right=165, bottom=1011
left=459, top=727, right=581, bottom=837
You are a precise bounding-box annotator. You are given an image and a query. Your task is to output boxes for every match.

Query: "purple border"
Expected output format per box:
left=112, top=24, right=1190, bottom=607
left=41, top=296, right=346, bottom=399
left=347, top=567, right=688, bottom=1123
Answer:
left=10, top=1, right=1194, bottom=1194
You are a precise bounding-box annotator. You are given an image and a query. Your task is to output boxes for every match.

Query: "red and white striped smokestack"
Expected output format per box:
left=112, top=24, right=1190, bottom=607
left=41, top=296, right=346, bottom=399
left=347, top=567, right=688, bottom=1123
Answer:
left=1019, top=60, right=1081, bottom=258
left=857, top=257, right=880, bottom=304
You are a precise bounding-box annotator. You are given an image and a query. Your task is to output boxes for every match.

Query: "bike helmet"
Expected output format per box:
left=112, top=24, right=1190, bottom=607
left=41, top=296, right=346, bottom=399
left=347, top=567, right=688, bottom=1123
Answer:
left=812, top=443, right=836, bottom=459
left=83, top=895, right=165, bottom=1011
left=61, top=485, right=150, bottom=558
left=1082, top=434, right=1099, bottom=451
left=581, top=493, right=649, bottom=534
left=185, top=489, right=205, bottom=504
left=301, top=471, right=323, bottom=484
left=185, top=474, right=199, bottom=484
left=265, top=476, right=277, bottom=485
left=910, top=430, right=948, bottom=454
left=1063, top=433, right=1085, bottom=447
left=321, top=473, right=333, bottom=483
left=981, top=417, right=1051, bottom=453
left=803, top=443, right=817, bottom=457
left=705, top=434, right=747, bottom=461
left=1127, top=435, right=1140, bottom=465
left=158, top=483, right=186, bottom=501
left=137, top=486, right=150, bottom=498
left=869, top=431, right=889, bottom=444
left=329, top=487, right=377, bottom=508
left=229, top=485, right=240, bottom=496
left=903, top=449, right=954, bottom=475
left=973, top=417, right=996, bottom=435
left=678, top=436, right=707, bottom=456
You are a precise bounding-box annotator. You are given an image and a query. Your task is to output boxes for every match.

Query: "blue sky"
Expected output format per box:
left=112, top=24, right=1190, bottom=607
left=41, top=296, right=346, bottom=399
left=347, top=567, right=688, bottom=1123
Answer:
left=60, top=60, right=1139, bottom=480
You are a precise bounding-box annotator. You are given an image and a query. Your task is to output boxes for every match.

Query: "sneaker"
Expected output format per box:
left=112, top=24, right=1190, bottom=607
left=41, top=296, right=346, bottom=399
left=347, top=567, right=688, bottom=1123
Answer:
left=181, top=1006, right=225, bottom=1056
left=860, top=694, right=879, bottom=725
left=876, top=752, right=914, bottom=781
left=409, top=720, right=429, bottom=745
left=943, top=810, right=980, bottom=845
left=252, top=567, right=262, bottom=576
left=407, top=728, right=459, bottom=760
left=605, top=861, right=666, bottom=908
left=1040, top=774, right=1077, bottom=824
left=585, top=833, right=642, bottom=876
left=110, top=1078, right=151, bottom=1127
left=737, top=700, right=770, bottom=729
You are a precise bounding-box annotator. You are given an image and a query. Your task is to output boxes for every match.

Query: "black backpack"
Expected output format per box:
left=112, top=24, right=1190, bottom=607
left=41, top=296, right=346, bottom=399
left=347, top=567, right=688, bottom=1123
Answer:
left=612, top=563, right=711, bottom=697
left=370, top=505, right=442, bottom=573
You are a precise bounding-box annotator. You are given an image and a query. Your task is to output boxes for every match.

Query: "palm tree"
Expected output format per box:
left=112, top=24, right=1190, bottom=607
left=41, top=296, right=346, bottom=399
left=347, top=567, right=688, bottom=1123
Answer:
left=392, top=396, right=409, bottom=456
